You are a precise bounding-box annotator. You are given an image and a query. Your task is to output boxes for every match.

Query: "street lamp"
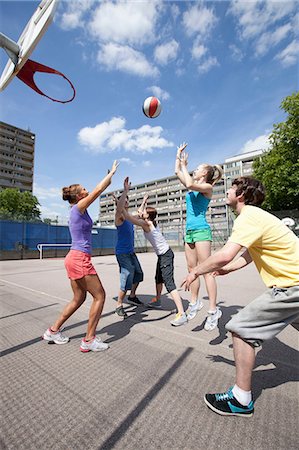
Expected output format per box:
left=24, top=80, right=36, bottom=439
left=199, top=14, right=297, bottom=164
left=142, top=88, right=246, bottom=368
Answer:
left=223, top=175, right=231, bottom=240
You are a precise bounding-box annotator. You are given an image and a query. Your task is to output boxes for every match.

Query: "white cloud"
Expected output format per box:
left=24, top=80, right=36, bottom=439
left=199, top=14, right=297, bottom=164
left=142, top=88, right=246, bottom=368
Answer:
left=78, top=117, right=174, bottom=154
left=182, top=4, right=217, bottom=37
left=197, top=56, right=219, bottom=74
left=240, top=133, right=271, bottom=154
left=60, top=0, right=95, bottom=30
left=154, top=39, right=179, bottom=65
left=256, top=23, right=293, bottom=56
left=97, top=43, right=159, bottom=77
left=142, top=161, right=151, bottom=167
left=192, top=41, right=207, bottom=60
left=274, top=40, right=299, bottom=67
left=229, top=44, right=244, bottom=62
left=90, top=1, right=161, bottom=45
left=228, top=0, right=297, bottom=62
left=229, top=0, right=295, bottom=40
left=33, top=184, right=62, bottom=201
left=170, top=4, right=180, bottom=21
left=119, top=157, right=136, bottom=166
left=147, top=85, right=170, bottom=101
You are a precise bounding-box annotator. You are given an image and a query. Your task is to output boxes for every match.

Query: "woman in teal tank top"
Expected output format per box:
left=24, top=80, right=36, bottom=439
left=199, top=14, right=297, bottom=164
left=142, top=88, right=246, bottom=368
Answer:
left=175, top=143, right=223, bottom=331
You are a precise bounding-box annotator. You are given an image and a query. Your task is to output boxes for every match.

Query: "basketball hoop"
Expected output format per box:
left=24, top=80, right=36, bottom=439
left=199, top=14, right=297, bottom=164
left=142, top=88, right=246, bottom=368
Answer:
left=0, top=0, right=76, bottom=103
left=17, top=59, right=76, bottom=103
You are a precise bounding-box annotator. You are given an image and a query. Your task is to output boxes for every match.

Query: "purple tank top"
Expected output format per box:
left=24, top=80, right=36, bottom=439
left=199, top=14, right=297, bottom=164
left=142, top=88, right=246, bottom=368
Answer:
left=69, top=204, right=92, bottom=254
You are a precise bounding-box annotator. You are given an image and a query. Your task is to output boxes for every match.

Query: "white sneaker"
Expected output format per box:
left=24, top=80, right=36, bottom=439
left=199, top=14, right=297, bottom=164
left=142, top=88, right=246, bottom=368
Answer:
left=186, top=300, right=204, bottom=320
left=204, top=307, right=222, bottom=331
left=80, top=336, right=109, bottom=352
left=170, top=312, right=188, bottom=327
left=43, top=328, right=69, bottom=344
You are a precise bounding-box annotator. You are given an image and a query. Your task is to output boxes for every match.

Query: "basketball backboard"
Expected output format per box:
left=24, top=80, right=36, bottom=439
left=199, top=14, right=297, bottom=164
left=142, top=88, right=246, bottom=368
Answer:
left=0, top=0, right=59, bottom=91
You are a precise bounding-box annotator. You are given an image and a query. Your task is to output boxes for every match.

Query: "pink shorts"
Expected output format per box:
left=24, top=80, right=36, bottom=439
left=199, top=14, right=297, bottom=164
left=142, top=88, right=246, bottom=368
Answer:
left=64, top=250, right=97, bottom=280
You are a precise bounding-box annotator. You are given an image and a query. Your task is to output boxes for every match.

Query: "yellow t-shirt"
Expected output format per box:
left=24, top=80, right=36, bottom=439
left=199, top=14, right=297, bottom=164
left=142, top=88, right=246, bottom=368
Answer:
left=229, top=205, right=299, bottom=287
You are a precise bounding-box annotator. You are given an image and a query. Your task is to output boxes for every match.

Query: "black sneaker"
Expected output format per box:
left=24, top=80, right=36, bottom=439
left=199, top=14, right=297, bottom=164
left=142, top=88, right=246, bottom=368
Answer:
left=115, top=306, right=128, bottom=319
left=127, top=296, right=143, bottom=306
left=204, top=387, right=254, bottom=417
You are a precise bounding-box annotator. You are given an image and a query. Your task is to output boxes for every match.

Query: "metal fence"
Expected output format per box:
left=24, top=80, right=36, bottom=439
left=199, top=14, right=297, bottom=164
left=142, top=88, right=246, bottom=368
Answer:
left=0, top=220, right=117, bottom=260
left=2, top=209, right=296, bottom=260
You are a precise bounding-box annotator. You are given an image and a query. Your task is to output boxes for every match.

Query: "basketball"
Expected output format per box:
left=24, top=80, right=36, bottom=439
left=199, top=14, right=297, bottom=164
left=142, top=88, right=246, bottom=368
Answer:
left=142, top=96, right=161, bottom=118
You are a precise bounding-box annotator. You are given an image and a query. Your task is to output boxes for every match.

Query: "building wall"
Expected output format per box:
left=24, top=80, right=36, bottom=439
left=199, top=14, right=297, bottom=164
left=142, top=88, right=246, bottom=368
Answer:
left=99, top=149, right=265, bottom=242
left=0, top=121, right=35, bottom=192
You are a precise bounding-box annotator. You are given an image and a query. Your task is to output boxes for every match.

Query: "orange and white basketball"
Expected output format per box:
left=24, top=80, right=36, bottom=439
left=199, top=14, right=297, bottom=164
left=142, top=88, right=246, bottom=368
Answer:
left=142, top=96, right=162, bottom=118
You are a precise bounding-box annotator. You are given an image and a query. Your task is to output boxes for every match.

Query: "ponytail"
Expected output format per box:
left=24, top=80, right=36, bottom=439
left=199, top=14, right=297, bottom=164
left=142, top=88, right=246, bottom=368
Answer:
left=211, top=164, right=223, bottom=185
left=203, top=164, right=223, bottom=185
left=62, top=184, right=81, bottom=204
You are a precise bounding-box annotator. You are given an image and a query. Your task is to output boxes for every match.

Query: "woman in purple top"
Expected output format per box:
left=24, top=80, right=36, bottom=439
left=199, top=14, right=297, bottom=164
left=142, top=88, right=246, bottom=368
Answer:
left=43, top=160, right=119, bottom=352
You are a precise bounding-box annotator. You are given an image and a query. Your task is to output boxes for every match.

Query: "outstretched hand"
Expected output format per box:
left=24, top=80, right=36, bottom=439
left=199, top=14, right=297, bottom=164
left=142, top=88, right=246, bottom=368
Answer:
left=180, top=151, right=188, bottom=166
left=177, top=142, right=188, bottom=159
left=108, top=160, right=119, bottom=175
left=124, top=176, right=131, bottom=192
left=212, top=268, right=229, bottom=277
left=181, top=271, right=197, bottom=290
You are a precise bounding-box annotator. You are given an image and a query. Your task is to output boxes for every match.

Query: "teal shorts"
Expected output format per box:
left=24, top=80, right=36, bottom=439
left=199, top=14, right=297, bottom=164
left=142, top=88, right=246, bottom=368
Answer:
left=185, top=228, right=212, bottom=243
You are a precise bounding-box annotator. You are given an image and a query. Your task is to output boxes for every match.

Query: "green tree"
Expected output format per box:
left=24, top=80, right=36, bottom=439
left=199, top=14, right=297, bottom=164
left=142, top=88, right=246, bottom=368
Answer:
left=0, top=188, right=41, bottom=221
left=253, top=91, right=299, bottom=210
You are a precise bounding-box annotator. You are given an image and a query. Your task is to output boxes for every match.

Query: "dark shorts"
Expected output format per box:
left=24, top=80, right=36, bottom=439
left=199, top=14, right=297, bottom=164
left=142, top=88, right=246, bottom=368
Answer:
left=155, top=248, right=176, bottom=293
left=116, top=253, right=144, bottom=292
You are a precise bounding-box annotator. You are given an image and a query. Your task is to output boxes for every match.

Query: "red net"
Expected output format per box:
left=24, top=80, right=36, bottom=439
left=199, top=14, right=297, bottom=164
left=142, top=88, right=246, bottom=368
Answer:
left=16, top=59, right=76, bottom=103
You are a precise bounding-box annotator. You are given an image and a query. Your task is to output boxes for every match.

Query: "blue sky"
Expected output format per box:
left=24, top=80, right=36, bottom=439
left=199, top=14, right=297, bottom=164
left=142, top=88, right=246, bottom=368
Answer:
left=1, top=0, right=298, bottom=222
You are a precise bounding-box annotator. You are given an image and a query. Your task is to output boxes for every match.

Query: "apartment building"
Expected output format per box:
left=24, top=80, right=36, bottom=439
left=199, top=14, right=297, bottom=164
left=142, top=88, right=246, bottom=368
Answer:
left=0, top=121, right=35, bottom=192
left=99, top=149, right=265, bottom=244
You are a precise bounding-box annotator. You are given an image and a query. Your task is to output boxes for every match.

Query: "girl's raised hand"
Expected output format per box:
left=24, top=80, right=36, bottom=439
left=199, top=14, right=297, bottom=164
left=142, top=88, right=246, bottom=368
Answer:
left=124, top=176, right=131, bottom=191
left=180, top=151, right=188, bottom=166
left=110, top=160, right=119, bottom=174
left=177, top=142, right=188, bottom=158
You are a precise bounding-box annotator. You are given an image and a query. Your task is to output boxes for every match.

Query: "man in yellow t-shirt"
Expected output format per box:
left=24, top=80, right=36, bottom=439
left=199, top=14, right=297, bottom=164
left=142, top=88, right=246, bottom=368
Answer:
left=182, top=176, right=299, bottom=417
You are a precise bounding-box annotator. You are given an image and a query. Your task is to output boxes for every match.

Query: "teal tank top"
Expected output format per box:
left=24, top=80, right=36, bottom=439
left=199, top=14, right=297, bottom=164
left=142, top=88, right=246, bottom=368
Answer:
left=186, top=191, right=210, bottom=231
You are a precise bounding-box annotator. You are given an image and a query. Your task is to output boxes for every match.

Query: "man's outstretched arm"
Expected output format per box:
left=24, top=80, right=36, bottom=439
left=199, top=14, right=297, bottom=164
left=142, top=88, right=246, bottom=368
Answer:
left=181, top=241, right=243, bottom=290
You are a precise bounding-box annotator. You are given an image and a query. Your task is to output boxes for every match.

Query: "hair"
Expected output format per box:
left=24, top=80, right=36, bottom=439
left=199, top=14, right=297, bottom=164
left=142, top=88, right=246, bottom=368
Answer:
left=146, top=206, right=157, bottom=227
left=62, top=184, right=82, bottom=204
left=201, top=164, right=223, bottom=185
left=232, top=177, right=265, bottom=206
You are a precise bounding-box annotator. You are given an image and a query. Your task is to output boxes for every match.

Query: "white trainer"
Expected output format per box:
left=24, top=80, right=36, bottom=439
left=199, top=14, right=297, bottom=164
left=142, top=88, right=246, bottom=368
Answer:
left=43, top=328, right=69, bottom=344
left=80, top=336, right=109, bottom=352
left=204, top=307, right=222, bottom=331
left=186, top=300, right=204, bottom=320
left=170, top=312, right=188, bottom=327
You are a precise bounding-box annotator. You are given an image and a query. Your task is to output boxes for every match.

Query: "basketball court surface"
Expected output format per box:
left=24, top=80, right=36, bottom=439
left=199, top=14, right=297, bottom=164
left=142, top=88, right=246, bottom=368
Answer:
left=1, top=252, right=298, bottom=449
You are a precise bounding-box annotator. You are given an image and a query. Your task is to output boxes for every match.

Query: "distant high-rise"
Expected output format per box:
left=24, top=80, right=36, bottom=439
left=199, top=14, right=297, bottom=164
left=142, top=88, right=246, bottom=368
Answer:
left=0, top=121, right=35, bottom=192
left=99, top=149, right=266, bottom=245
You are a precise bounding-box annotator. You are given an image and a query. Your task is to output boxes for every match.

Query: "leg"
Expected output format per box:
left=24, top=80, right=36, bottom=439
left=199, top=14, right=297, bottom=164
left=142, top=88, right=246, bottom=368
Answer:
left=195, top=241, right=217, bottom=310
left=169, top=289, right=184, bottom=315
left=117, top=289, right=127, bottom=307
left=185, top=242, right=200, bottom=303
left=233, top=333, right=256, bottom=391
left=51, top=279, right=87, bottom=331
left=155, top=283, right=163, bottom=300
left=129, top=282, right=139, bottom=298
left=116, top=254, right=134, bottom=307
left=148, top=260, right=163, bottom=308
left=77, top=275, right=106, bottom=340
left=128, top=254, right=144, bottom=304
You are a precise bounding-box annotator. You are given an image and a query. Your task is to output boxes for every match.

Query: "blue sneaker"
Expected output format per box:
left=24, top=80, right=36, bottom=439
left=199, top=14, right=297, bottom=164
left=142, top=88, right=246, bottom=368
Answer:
left=204, top=387, right=254, bottom=417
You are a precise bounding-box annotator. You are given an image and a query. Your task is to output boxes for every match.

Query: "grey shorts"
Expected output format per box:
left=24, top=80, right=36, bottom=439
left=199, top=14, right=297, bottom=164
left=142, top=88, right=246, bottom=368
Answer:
left=226, top=286, right=299, bottom=347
